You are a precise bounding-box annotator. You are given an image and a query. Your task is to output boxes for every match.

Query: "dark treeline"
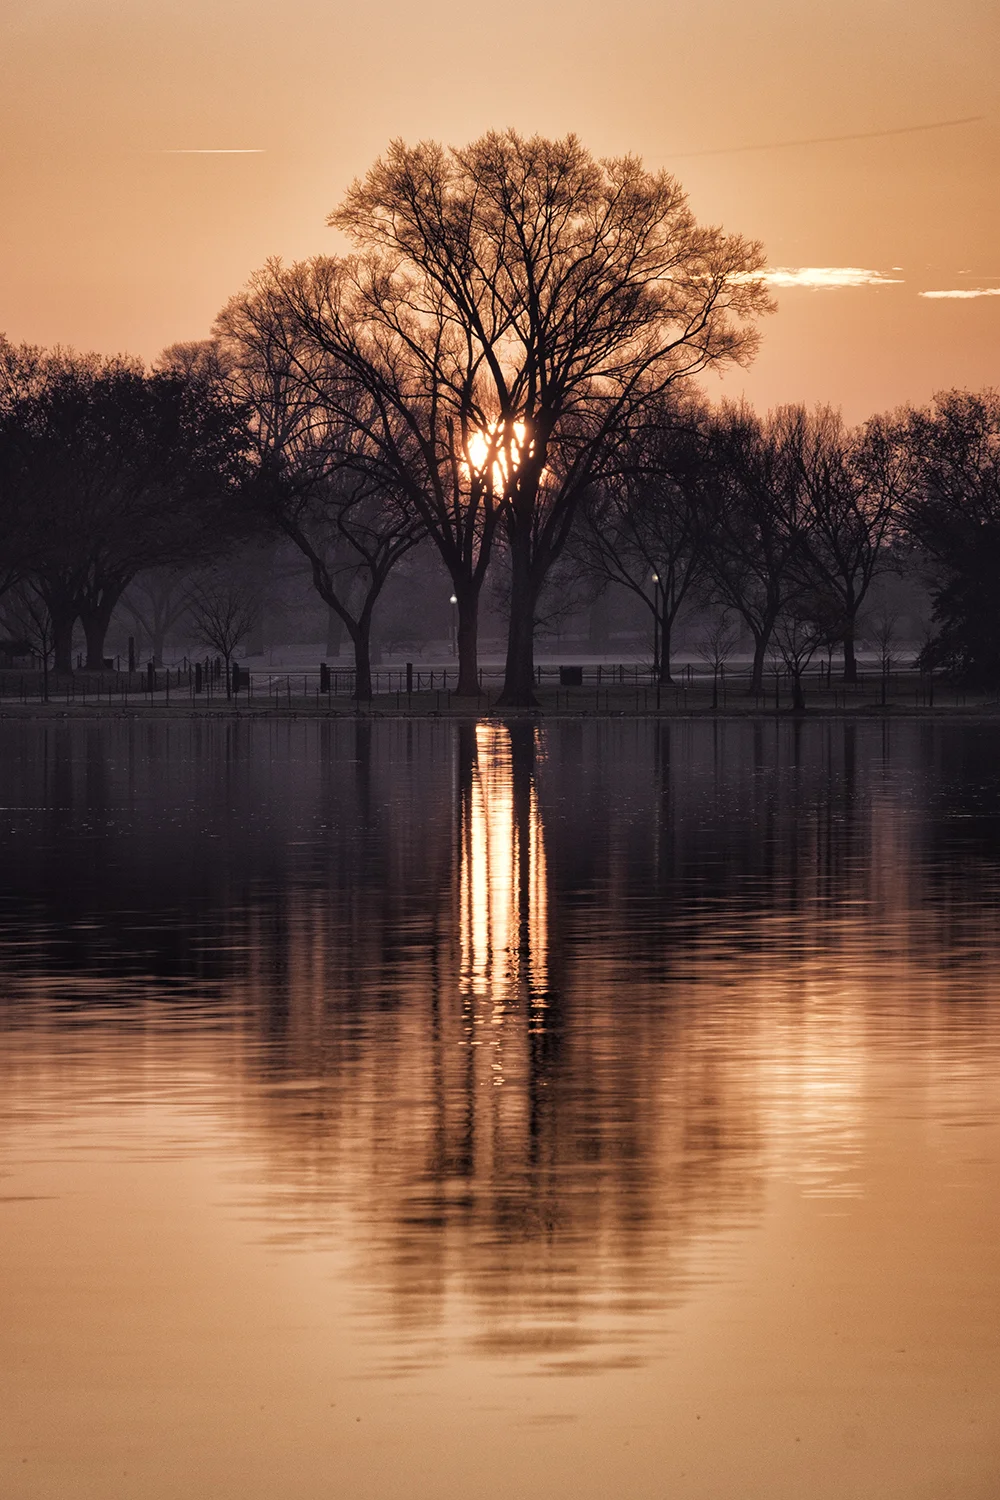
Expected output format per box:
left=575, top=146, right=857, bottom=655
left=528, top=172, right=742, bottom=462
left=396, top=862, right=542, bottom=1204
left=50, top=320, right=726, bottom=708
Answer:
left=0, top=133, right=998, bottom=701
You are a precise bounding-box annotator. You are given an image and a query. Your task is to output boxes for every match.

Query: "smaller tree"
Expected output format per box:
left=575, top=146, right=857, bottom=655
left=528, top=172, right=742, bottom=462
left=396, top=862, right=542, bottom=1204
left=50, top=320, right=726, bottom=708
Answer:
left=0, top=584, right=54, bottom=699
left=274, top=472, right=424, bottom=700
left=863, top=607, right=902, bottom=705
left=701, top=404, right=813, bottom=692
left=696, top=610, right=740, bottom=710
left=771, top=591, right=843, bottom=711
left=122, top=566, right=193, bottom=668
left=186, top=576, right=260, bottom=699
left=572, top=401, right=713, bottom=683
left=779, top=406, right=904, bottom=683
left=208, top=294, right=427, bottom=701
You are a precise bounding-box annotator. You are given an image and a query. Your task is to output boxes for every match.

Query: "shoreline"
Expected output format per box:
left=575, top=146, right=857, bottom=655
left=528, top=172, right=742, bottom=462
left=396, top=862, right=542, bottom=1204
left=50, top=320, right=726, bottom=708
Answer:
left=0, top=698, right=998, bottom=723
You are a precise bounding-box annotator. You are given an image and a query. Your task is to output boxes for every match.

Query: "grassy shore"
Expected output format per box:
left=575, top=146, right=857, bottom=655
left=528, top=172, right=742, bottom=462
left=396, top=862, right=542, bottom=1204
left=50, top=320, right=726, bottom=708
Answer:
left=0, top=676, right=997, bottom=719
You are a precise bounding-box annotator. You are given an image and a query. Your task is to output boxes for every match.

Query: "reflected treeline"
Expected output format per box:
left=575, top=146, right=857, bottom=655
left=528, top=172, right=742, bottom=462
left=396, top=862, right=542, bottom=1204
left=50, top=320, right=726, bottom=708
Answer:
left=2, top=718, right=1000, bottom=1368
left=0, top=717, right=457, bottom=1002
left=217, top=718, right=767, bottom=1370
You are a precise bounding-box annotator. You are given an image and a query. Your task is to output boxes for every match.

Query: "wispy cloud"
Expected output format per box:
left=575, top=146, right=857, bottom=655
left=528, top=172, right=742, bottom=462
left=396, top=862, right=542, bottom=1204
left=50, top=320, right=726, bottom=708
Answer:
left=674, top=115, right=983, bottom=158
left=919, top=287, right=1000, bottom=299
left=763, top=267, right=904, bottom=290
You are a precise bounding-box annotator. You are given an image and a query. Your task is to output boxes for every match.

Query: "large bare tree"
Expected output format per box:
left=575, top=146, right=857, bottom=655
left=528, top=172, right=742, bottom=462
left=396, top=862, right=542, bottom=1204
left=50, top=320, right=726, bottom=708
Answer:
left=231, top=131, right=771, bottom=702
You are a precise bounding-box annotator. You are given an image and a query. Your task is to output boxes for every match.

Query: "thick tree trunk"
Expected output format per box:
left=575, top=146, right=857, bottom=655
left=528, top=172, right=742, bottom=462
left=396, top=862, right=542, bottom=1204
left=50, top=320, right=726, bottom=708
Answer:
left=455, top=589, right=481, bottom=697
left=81, top=605, right=115, bottom=671
left=52, top=608, right=75, bottom=674
left=749, top=630, right=768, bottom=694
left=659, top=615, right=673, bottom=685
left=498, top=551, right=539, bottom=707
left=790, top=670, right=806, bottom=712
left=349, top=620, right=373, bottom=702
left=748, top=608, right=781, bottom=693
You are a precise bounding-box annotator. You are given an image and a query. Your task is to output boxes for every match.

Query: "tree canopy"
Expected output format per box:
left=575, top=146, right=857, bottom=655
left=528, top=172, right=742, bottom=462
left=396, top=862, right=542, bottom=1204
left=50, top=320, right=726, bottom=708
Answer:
left=0, top=351, right=252, bottom=669
left=222, top=130, right=773, bottom=700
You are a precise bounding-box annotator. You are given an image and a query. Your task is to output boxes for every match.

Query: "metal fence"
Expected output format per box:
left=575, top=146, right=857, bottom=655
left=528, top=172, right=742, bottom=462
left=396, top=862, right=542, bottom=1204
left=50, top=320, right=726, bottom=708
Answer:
left=0, top=659, right=978, bottom=711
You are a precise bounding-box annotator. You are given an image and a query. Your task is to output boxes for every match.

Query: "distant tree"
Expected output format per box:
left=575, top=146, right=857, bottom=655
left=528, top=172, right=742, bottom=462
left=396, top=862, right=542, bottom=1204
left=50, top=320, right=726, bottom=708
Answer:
left=572, top=396, right=713, bottom=682
left=186, top=575, right=260, bottom=698
left=0, top=337, right=71, bottom=604
left=696, top=609, right=741, bottom=709
left=0, top=583, right=54, bottom=699
left=121, top=566, right=193, bottom=668
left=900, top=389, right=1000, bottom=683
left=786, top=405, right=904, bottom=683
left=203, top=295, right=426, bottom=700
left=0, top=355, right=253, bottom=670
left=252, top=131, right=771, bottom=703
left=770, top=589, right=844, bottom=712
left=863, top=606, right=903, bottom=705
left=1, top=351, right=256, bottom=669
left=277, top=472, right=425, bottom=699
left=701, top=404, right=813, bottom=693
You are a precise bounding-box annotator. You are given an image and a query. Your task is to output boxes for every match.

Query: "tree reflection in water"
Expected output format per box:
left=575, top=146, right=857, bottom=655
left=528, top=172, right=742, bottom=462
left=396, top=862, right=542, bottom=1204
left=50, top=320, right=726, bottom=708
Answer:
left=223, top=719, right=763, bottom=1373
left=1, top=718, right=1000, bottom=1377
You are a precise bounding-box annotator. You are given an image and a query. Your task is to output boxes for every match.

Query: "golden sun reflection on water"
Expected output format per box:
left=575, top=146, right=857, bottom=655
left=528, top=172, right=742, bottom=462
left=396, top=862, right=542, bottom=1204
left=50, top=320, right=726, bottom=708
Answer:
left=459, top=722, right=548, bottom=1004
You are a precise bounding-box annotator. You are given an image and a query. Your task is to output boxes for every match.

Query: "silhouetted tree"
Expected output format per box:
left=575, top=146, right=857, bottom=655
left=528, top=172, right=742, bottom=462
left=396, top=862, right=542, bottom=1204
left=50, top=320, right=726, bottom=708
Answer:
left=696, top=610, right=740, bottom=709
left=0, top=583, right=54, bottom=699
left=786, top=405, right=903, bottom=683
left=771, top=588, right=843, bottom=711
left=186, top=575, right=260, bottom=698
left=122, top=566, right=193, bottom=667
left=0, top=337, right=71, bottom=604
left=200, top=302, right=426, bottom=701
left=701, top=403, right=813, bottom=692
left=246, top=132, right=771, bottom=703
left=900, top=389, right=1000, bottom=683
left=863, top=606, right=903, bottom=705
left=0, top=354, right=252, bottom=670
left=572, top=396, right=713, bottom=682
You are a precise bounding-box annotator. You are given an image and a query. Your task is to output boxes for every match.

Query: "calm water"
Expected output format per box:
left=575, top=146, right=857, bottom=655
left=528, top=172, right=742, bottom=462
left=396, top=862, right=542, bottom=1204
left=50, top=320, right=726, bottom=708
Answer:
left=2, top=717, right=999, bottom=1499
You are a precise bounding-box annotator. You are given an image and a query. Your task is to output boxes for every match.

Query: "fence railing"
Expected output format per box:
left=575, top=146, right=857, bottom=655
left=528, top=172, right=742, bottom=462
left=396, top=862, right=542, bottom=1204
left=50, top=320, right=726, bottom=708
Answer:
left=0, top=660, right=981, bottom=711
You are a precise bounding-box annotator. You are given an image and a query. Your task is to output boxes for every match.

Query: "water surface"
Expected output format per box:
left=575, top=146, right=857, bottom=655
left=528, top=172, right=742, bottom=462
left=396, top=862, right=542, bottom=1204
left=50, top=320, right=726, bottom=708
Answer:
left=2, top=717, right=999, bottom=1498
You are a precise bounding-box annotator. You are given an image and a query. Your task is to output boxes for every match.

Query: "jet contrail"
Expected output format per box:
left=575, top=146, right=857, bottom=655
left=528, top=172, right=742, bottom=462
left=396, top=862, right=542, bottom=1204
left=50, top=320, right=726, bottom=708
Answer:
left=673, top=116, right=984, bottom=158
left=158, top=149, right=265, bottom=154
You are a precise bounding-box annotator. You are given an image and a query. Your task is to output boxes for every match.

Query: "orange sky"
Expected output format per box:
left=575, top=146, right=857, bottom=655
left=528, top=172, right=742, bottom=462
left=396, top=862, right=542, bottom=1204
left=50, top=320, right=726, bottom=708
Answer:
left=1, top=0, right=997, bottom=421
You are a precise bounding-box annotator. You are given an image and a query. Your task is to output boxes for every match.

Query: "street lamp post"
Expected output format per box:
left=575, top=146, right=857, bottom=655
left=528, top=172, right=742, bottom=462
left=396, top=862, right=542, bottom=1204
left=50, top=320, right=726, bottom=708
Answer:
left=651, top=572, right=661, bottom=680
left=449, top=595, right=458, bottom=657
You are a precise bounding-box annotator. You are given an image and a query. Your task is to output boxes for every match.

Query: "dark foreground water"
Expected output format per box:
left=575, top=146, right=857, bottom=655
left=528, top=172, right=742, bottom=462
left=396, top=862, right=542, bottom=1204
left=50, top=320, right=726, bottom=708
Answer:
left=1, top=716, right=999, bottom=1499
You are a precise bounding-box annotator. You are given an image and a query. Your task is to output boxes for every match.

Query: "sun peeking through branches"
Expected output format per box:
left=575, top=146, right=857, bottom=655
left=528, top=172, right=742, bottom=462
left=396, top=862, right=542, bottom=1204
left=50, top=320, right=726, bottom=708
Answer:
left=462, top=421, right=534, bottom=494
